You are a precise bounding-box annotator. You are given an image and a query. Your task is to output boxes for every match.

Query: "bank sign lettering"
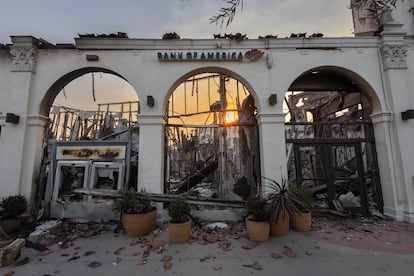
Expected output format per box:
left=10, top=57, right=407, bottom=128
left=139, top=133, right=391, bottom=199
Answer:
left=157, top=49, right=264, bottom=62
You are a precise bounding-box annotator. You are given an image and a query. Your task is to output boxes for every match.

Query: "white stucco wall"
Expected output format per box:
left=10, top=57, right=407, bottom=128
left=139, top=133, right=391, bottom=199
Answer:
left=0, top=21, right=413, bottom=222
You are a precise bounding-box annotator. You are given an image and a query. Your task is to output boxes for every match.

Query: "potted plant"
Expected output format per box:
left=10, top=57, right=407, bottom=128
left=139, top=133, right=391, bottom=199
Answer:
left=0, top=195, right=27, bottom=235
left=264, top=177, right=300, bottom=236
left=112, top=187, right=157, bottom=237
left=245, top=196, right=270, bottom=242
left=167, top=197, right=191, bottom=243
left=289, top=184, right=313, bottom=232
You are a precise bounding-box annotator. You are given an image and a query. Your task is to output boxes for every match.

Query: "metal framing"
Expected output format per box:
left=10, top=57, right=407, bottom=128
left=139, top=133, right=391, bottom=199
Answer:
left=286, top=121, right=383, bottom=216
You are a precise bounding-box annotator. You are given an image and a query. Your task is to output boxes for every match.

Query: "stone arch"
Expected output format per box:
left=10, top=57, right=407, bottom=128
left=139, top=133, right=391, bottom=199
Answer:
left=163, top=66, right=259, bottom=114
left=39, top=67, right=128, bottom=116
left=163, top=66, right=261, bottom=200
left=285, top=65, right=384, bottom=215
left=289, top=65, right=382, bottom=114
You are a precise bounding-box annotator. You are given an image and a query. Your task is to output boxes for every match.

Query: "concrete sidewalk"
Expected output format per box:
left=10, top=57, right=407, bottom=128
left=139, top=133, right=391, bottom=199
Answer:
left=1, top=220, right=414, bottom=276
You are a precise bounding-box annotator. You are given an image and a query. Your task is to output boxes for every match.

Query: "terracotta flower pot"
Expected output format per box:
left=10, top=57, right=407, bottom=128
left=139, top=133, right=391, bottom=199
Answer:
left=121, top=208, right=157, bottom=237
left=270, top=213, right=289, bottom=236
left=245, top=218, right=270, bottom=242
left=168, top=219, right=191, bottom=244
left=291, top=211, right=312, bottom=232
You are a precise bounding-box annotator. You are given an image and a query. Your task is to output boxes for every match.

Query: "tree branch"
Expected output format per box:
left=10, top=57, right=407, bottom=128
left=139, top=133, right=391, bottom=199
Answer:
left=210, top=0, right=243, bottom=27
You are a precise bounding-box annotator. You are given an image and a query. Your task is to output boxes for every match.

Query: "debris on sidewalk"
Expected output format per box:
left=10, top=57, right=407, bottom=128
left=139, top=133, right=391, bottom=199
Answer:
left=283, top=245, right=297, bottom=258
left=242, top=261, right=263, bottom=270
left=162, top=255, right=172, bottom=270
left=200, top=254, right=215, bottom=262
left=241, top=240, right=260, bottom=249
left=271, top=252, right=283, bottom=259
left=1, top=238, right=25, bottom=266
left=28, top=220, right=61, bottom=243
left=87, top=261, right=102, bottom=269
left=206, top=222, right=228, bottom=229
left=309, top=214, right=414, bottom=254
left=212, top=265, right=223, bottom=271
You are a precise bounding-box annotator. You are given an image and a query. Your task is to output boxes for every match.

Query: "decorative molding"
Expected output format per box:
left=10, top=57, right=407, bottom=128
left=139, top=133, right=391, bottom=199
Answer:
left=256, top=113, right=285, bottom=124
left=27, top=115, right=50, bottom=127
left=9, top=46, right=37, bottom=72
left=380, top=44, right=408, bottom=70
left=370, top=111, right=394, bottom=124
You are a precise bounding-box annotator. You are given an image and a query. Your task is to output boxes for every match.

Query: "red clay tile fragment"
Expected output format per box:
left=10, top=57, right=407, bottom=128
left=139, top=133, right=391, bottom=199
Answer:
left=113, top=247, right=125, bottom=255
left=284, top=249, right=297, bottom=258
left=149, top=240, right=166, bottom=250
left=206, top=234, right=218, bottom=243
left=163, top=261, right=172, bottom=270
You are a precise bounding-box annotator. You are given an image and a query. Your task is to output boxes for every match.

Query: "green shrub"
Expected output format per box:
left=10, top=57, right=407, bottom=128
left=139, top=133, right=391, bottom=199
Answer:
left=246, top=196, right=270, bottom=221
left=0, top=195, right=27, bottom=219
left=112, top=187, right=154, bottom=214
left=168, top=197, right=190, bottom=223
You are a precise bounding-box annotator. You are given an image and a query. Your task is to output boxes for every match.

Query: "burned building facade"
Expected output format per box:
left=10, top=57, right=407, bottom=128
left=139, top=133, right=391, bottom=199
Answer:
left=1, top=3, right=414, bottom=222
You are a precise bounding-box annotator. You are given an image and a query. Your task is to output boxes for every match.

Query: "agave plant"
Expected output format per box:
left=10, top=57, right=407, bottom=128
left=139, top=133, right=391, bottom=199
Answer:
left=289, top=185, right=314, bottom=211
left=263, top=177, right=308, bottom=222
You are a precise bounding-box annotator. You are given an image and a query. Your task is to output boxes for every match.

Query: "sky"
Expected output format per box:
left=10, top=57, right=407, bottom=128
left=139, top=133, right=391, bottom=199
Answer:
left=0, top=0, right=354, bottom=44
left=0, top=0, right=355, bottom=110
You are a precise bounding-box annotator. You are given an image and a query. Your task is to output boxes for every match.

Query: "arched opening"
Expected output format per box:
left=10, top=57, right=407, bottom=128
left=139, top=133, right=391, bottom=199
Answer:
left=40, top=68, right=139, bottom=219
left=284, top=67, right=383, bottom=216
left=164, top=70, right=260, bottom=201
left=50, top=72, right=138, bottom=141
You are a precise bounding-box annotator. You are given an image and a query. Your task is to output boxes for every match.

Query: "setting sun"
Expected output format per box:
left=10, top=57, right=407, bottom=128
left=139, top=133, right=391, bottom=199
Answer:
left=224, top=111, right=238, bottom=125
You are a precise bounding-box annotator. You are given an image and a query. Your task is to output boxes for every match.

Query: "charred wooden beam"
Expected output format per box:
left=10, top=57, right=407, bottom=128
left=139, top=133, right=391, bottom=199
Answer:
left=177, top=160, right=218, bottom=192
left=73, top=188, right=245, bottom=208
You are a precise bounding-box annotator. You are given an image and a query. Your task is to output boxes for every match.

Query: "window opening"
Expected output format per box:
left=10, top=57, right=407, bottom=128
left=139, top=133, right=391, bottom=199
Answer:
left=165, top=73, right=260, bottom=202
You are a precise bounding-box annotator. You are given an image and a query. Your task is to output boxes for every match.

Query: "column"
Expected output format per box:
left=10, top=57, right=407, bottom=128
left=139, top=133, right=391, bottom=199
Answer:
left=137, top=114, right=164, bottom=194
left=257, top=113, right=287, bottom=195
left=0, top=36, right=38, bottom=199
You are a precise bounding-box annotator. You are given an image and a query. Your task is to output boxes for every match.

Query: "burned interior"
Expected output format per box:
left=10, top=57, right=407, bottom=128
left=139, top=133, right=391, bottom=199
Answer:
left=43, top=73, right=140, bottom=219
left=164, top=73, right=260, bottom=202
left=284, top=69, right=383, bottom=216
left=42, top=67, right=383, bottom=219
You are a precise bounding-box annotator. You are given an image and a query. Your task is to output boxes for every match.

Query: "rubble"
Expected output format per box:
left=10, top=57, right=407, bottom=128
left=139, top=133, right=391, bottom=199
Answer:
left=206, top=222, right=228, bottom=229
left=28, top=220, right=61, bottom=243
left=309, top=214, right=414, bottom=254
left=1, top=238, right=25, bottom=266
left=0, top=212, right=413, bottom=273
left=338, top=191, right=360, bottom=208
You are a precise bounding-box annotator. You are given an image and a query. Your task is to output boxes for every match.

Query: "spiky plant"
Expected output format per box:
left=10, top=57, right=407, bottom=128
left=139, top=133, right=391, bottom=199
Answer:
left=289, top=185, right=313, bottom=211
left=263, top=177, right=307, bottom=222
